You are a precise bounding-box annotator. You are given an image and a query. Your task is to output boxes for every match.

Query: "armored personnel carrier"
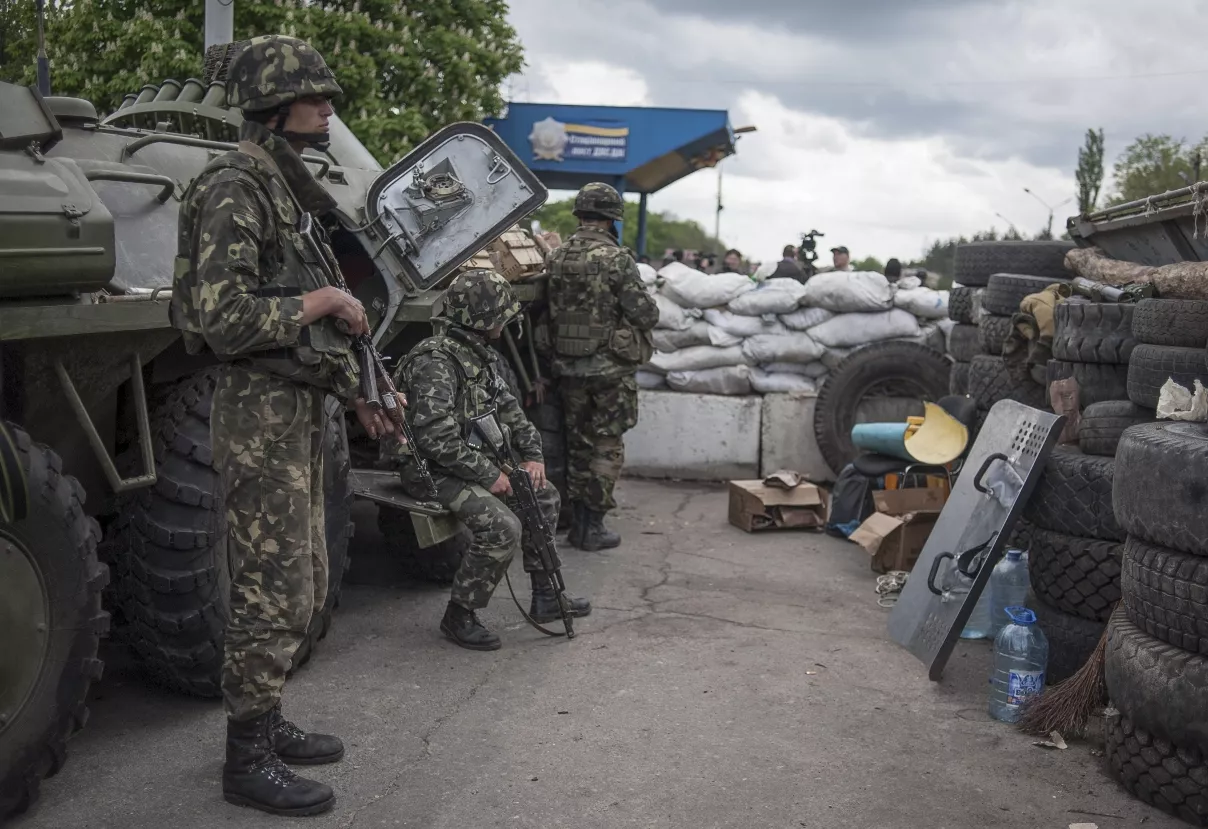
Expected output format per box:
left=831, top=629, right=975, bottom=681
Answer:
left=0, top=45, right=549, bottom=816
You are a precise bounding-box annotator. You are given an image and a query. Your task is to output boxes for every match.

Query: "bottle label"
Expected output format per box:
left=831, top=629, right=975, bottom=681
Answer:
left=1006, top=669, right=1045, bottom=707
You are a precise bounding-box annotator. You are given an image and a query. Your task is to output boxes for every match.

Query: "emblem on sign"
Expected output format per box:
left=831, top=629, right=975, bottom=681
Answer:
left=529, top=117, right=569, bottom=162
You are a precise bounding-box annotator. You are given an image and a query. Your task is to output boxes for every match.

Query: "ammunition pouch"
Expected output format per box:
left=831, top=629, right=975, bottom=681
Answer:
left=608, top=325, right=655, bottom=365
left=554, top=313, right=610, bottom=357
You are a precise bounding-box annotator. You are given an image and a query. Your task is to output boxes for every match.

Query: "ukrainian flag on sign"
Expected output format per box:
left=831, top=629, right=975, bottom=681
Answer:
left=565, top=120, right=628, bottom=162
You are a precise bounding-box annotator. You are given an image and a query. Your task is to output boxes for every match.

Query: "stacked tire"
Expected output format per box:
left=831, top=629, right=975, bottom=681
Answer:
left=947, top=284, right=978, bottom=395
left=1104, top=421, right=1208, bottom=825
left=1126, top=299, right=1208, bottom=415
left=1048, top=300, right=1135, bottom=414
left=1017, top=446, right=1122, bottom=682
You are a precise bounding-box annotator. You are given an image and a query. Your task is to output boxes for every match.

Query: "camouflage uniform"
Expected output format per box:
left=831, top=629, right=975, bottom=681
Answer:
left=390, top=270, right=590, bottom=649
left=171, top=34, right=351, bottom=816
left=546, top=183, right=659, bottom=547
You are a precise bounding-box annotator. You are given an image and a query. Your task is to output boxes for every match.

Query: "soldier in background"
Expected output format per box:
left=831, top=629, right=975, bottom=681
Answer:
left=172, top=35, right=402, bottom=816
left=389, top=271, right=592, bottom=650
left=546, top=183, right=660, bottom=550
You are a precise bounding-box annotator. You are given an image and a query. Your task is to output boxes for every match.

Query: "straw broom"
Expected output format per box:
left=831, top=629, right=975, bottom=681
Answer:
left=1016, top=605, right=1112, bottom=737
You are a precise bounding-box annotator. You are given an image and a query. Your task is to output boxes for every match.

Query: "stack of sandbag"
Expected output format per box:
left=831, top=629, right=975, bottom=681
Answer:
left=639, top=264, right=952, bottom=395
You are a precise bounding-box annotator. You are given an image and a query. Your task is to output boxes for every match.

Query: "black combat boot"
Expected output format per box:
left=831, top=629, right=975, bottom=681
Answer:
left=579, top=509, right=621, bottom=551
left=440, top=600, right=502, bottom=651
left=223, top=711, right=335, bottom=817
left=529, top=572, right=593, bottom=623
left=566, top=500, right=587, bottom=549
left=269, top=703, right=345, bottom=765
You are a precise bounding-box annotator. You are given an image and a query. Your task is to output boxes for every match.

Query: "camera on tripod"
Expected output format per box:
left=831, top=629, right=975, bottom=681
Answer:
left=797, top=229, right=824, bottom=267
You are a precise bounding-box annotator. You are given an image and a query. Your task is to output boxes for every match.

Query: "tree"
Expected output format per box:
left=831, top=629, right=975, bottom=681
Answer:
left=1104, top=133, right=1208, bottom=206
left=528, top=197, right=727, bottom=261
left=0, top=0, right=524, bottom=165
left=1075, top=127, right=1106, bottom=215
left=852, top=255, right=884, bottom=273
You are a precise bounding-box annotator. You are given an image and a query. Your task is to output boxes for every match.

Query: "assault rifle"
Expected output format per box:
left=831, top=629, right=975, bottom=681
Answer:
left=1070, top=276, right=1156, bottom=304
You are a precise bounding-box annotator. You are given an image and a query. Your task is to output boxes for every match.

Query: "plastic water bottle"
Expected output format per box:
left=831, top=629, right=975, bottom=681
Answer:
left=958, top=569, right=992, bottom=639
left=988, top=606, right=1049, bottom=723
left=989, top=549, right=1030, bottom=637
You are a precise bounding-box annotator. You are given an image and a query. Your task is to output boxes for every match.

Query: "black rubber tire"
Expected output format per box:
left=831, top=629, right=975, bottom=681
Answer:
left=948, top=323, right=980, bottom=362
left=1132, top=298, right=1208, bottom=347
left=948, top=361, right=971, bottom=396
left=0, top=424, right=108, bottom=821
left=1121, top=536, right=1208, bottom=657
left=1127, top=344, right=1208, bottom=409
left=1115, top=421, right=1208, bottom=557
left=1026, top=525, right=1121, bottom=623
left=966, top=354, right=1047, bottom=413
left=981, top=272, right=1070, bottom=316
left=813, top=341, right=950, bottom=474
left=948, top=286, right=977, bottom=324
left=1105, top=607, right=1208, bottom=756
left=977, top=314, right=1013, bottom=355
left=1107, top=713, right=1208, bottom=827
left=377, top=507, right=471, bottom=584
left=1045, top=359, right=1130, bottom=408
left=1052, top=301, right=1136, bottom=365
left=954, top=240, right=1074, bottom=287
left=1034, top=599, right=1106, bottom=683
left=1022, top=447, right=1122, bottom=541
left=108, top=368, right=347, bottom=697
left=1078, top=400, right=1155, bottom=457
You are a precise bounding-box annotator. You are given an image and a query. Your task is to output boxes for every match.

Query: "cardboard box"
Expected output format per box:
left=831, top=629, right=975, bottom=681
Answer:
left=727, top=480, right=827, bottom=532
left=489, top=229, right=546, bottom=282
left=849, top=487, right=946, bottom=573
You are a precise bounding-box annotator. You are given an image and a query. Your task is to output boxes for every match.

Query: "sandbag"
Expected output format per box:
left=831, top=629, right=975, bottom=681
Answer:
left=762, top=361, right=822, bottom=377
left=666, top=365, right=753, bottom=395
left=703, top=308, right=787, bottom=338
left=896, top=274, right=923, bottom=290
left=820, top=347, right=854, bottom=370
left=638, top=262, right=658, bottom=287
left=800, top=271, right=894, bottom=313
left=660, top=264, right=756, bottom=309
left=650, top=345, right=749, bottom=373
left=707, top=325, right=743, bottom=348
left=742, top=332, right=826, bottom=364
left=636, top=370, right=667, bottom=389
left=893, top=285, right=949, bottom=319
left=750, top=369, right=817, bottom=394
left=809, top=309, right=921, bottom=348
left=652, top=321, right=711, bottom=351
left=780, top=307, right=835, bottom=331
left=727, top=278, right=809, bottom=316
left=655, top=293, right=700, bottom=331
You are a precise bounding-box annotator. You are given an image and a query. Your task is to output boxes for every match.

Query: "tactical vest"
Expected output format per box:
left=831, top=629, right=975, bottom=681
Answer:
left=170, top=149, right=356, bottom=398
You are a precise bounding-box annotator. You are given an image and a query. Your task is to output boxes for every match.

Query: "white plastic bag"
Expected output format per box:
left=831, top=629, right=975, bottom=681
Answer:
left=749, top=369, right=817, bottom=394
left=650, top=345, right=749, bottom=373
left=728, top=278, right=809, bottom=316
left=800, top=271, right=894, bottom=313
left=666, top=365, right=753, bottom=395
left=661, top=265, right=757, bottom=309
left=704, top=309, right=787, bottom=338
left=893, top=285, right=949, bottom=319
left=652, top=321, right=711, bottom=351
left=741, top=332, right=826, bottom=364
left=809, top=309, right=921, bottom=348
left=779, top=307, right=835, bottom=331
left=655, top=293, right=700, bottom=331
left=638, top=262, right=658, bottom=287
left=636, top=370, right=668, bottom=390
left=1157, top=378, right=1208, bottom=421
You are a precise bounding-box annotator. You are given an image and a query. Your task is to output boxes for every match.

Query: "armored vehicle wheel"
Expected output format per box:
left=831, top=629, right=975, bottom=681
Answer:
left=0, top=423, right=108, bottom=821
left=106, top=368, right=351, bottom=697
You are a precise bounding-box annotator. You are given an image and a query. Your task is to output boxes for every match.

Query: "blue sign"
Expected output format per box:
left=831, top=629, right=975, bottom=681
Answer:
left=528, top=117, right=628, bottom=164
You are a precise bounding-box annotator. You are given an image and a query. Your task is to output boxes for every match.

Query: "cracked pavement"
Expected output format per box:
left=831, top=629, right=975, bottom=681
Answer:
left=12, top=480, right=1180, bottom=828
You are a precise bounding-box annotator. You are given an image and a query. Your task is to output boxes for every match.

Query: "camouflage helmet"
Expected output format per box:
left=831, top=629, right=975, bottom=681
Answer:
left=225, top=35, right=343, bottom=112
left=440, top=269, right=520, bottom=332
left=573, top=182, right=624, bottom=221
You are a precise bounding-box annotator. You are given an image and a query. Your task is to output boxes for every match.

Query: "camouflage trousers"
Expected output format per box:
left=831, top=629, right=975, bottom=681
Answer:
left=560, top=373, right=638, bottom=511
left=405, top=465, right=561, bottom=610
left=211, top=364, right=328, bottom=722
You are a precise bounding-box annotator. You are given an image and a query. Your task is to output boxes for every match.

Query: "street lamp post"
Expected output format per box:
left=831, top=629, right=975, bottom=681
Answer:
left=1023, top=188, right=1074, bottom=238
left=715, top=125, right=757, bottom=245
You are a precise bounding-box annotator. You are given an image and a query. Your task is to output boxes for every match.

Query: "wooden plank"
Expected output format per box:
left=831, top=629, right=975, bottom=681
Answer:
left=0, top=300, right=171, bottom=341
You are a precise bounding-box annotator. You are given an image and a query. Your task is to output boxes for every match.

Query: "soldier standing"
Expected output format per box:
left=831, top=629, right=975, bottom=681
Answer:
left=171, top=35, right=401, bottom=816
left=546, top=183, right=659, bottom=550
left=390, top=270, right=592, bottom=650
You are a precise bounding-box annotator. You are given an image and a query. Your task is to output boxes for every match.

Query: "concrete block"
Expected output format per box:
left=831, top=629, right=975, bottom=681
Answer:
left=623, top=390, right=761, bottom=481
left=760, top=392, right=836, bottom=482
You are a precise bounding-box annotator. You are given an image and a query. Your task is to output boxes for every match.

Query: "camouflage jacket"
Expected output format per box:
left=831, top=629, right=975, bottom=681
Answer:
left=390, top=326, right=543, bottom=489
left=546, top=226, right=659, bottom=379
left=170, top=120, right=359, bottom=400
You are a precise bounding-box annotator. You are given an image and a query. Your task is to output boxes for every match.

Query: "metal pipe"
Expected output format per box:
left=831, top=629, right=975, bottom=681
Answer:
left=177, top=78, right=207, bottom=104
left=201, top=80, right=228, bottom=107
left=152, top=79, right=182, bottom=102
left=35, top=0, right=51, bottom=95
left=124, top=132, right=237, bottom=158
left=1085, top=182, right=1206, bottom=221
left=83, top=169, right=176, bottom=203
left=502, top=327, right=533, bottom=394
left=205, top=0, right=235, bottom=51
left=133, top=84, right=159, bottom=105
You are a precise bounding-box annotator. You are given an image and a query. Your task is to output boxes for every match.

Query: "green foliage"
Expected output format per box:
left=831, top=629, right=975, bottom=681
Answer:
left=1104, top=133, right=1208, bottom=206
left=0, top=0, right=524, bottom=165
left=528, top=197, right=727, bottom=260
left=851, top=255, right=883, bottom=273
left=1076, top=127, right=1106, bottom=215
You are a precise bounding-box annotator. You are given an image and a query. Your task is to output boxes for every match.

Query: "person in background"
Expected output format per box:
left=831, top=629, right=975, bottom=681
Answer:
left=818, top=245, right=852, bottom=273
left=884, top=258, right=902, bottom=283
left=771, top=244, right=805, bottom=282
left=637, top=254, right=651, bottom=266
left=697, top=253, right=715, bottom=273
left=720, top=249, right=743, bottom=274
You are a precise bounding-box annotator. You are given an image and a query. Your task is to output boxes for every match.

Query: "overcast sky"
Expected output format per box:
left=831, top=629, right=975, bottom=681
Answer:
left=502, top=0, right=1208, bottom=264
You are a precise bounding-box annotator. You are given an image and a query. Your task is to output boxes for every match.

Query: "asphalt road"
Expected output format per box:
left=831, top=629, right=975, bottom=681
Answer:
left=12, top=479, right=1178, bottom=828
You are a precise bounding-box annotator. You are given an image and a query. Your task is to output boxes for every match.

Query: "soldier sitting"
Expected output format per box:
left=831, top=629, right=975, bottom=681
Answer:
left=389, top=270, right=592, bottom=650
